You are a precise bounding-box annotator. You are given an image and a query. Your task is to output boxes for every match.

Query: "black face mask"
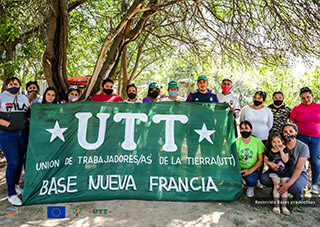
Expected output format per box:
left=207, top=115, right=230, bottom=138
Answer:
left=253, top=100, right=263, bottom=106
left=240, top=131, right=251, bottom=138
left=274, top=100, right=283, bottom=106
left=284, top=133, right=296, bottom=141
left=150, top=91, right=159, bottom=98
left=8, top=87, right=20, bottom=94
left=103, top=89, right=113, bottom=95
left=128, top=93, right=137, bottom=99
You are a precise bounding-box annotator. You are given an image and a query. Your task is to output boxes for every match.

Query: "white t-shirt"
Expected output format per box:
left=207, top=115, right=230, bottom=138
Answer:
left=240, top=105, right=273, bottom=140
left=124, top=98, right=142, bottom=103
left=162, top=96, right=185, bottom=102
left=217, top=92, right=240, bottom=117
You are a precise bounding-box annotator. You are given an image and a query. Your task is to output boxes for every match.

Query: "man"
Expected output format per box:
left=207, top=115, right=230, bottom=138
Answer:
left=142, top=82, right=162, bottom=102
left=268, top=91, right=291, bottom=134
left=217, top=78, right=240, bottom=117
left=217, top=78, right=241, bottom=137
left=91, top=78, right=123, bottom=102
left=162, top=80, right=185, bottom=101
left=186, top=75, right=218, bottom=102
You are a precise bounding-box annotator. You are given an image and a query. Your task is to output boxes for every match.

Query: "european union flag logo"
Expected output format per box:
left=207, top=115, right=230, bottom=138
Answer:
left=47, top=206, right=66, bottom=218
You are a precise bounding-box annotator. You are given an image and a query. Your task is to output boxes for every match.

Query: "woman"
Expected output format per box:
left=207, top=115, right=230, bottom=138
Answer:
left=142, top=82, right=161, bottom=102
left=240, top=91, right=273, bottom=144
left=125, top=83, right=142, bottom=103
left=162, top=80, right=185, bottom=102
left=65, top=86, right=80, bottom=103
left=290, top=87, right=320, bottom=194
left=42, top=87, right=58, bottom=104
left=0, top=77, right=30, bottom=206
left=26, top=81, right=42, bottom=104
left=236, top=121, right=265, bottom=197
left=260, top=123, right=309, bottom=199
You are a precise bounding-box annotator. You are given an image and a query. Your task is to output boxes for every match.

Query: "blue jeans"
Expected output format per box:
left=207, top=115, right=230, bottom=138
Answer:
left=260, top=170, right=308, bottom=198
left=243, top=169, right=260, bottom=187
left=297, top=134, right=320, bottom=185
left=0, top=129, right=29, bottom=196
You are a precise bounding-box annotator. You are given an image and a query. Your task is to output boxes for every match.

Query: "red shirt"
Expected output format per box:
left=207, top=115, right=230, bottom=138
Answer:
left=91, top=93, right=123, bottom=102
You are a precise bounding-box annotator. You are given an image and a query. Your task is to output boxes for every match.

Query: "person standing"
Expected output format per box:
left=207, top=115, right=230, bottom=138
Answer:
left=290, top=87, right=320, bottom=194
left=26, top=81, right=42, bottom=104
left=268, top=91, right=291, bottom=135
left=0, top=77, right=30, bottom=206
left=186, top=75, right=218, bottom=103
left=162, top=80, right=185, bottom=102
left=91, top=78, right=123, bottom=102
left=125, top=83, right=142, bottom=103
left=217, top=78, right=240, bottom=137
left=240, top=91, right=273, bottom=144
left=142, top=82, right=162, bottom=102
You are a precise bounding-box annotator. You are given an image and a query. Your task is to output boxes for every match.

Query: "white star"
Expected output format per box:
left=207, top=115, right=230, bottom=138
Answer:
left=46, top=121, right=68, bottom=142
left=194, top=123, right=215, bottom=144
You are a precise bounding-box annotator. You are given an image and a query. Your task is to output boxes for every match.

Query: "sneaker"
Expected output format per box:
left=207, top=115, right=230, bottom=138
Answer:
left=311, top=185, right=319, bottom=194
left=246, top=187, right=255, bottom=197
left=8, top=195, right=22, bottom=206
left=16, top=186, right=24, bottom=196
left=256, top=180, right=263, bottom=189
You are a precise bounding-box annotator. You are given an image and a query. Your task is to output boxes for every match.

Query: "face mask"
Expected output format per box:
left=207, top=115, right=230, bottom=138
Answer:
left=150, top=91, right=159, bottom=98
left=169, top=90, right=178, bottom=98
left=221, top=85, right=232, bottom=94
left=284, top=133, right=296, bottom=141
left=274, top=100, right=283, bottom=106
left=103, top=89, right=113, bottom=95
left=28, top=90, right=37, bottom=95
left=128, top=93, right=137, bottom=99
left=240, top=131, right=251, bottom=138
left=8, top=87, right=20, bottom=94
left=253, top=100, right=263, bottom=106
left=69, top=96, right=79, bottom=102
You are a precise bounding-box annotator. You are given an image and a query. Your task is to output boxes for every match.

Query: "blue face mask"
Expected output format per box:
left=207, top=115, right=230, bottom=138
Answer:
left=8, top=86, right=20, bottom=94
left=169, top=90, right=178, bottom=98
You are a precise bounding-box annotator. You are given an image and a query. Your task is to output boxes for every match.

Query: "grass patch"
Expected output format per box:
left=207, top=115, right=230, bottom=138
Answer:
left=280, top=215, right=298, bottom=224
left=233, top=218, right=246, bottom=227
left=312, top=210, right=320, bottom=222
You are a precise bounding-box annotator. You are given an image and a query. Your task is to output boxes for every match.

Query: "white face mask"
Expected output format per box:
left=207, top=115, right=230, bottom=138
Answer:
left=69, top=96, right=79, bottom=102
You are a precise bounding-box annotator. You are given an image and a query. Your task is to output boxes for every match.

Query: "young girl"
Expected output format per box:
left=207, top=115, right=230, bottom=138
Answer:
left=264, top=133, right=291, bottom=215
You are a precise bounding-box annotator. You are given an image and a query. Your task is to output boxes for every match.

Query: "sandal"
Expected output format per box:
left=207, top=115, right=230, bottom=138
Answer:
left=272, top=207, right=281, bottom=214
left=282, top=207, right=291, bottom=215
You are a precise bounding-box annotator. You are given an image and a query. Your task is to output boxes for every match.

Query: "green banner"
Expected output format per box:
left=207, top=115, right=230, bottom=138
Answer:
left=22, top=102, right=242, bottom=205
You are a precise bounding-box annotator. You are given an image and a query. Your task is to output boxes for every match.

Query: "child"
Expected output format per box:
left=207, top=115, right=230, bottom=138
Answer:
left=264, top=133, right=291, bottom=215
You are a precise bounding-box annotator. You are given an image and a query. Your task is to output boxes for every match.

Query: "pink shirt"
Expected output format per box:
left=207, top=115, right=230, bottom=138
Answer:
left=91, top=93, right=123, bottom=102
left=290, top=102, right=320, bottom=137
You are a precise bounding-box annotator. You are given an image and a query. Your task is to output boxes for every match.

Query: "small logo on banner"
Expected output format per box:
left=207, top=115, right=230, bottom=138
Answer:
left=47, top=206, right=65, bottom=219
left=6, top=208, right=17, bottom=216
left=73, top=206, right=81, bottom=217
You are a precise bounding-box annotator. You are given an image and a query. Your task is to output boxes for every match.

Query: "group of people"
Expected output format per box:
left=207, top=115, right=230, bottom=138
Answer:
left=0, top=75, right=319, bottom=214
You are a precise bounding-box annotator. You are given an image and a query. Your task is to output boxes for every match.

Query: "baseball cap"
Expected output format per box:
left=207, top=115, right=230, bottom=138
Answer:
left=168, top=80, right=178, bottom=88
left=148, top=82, right=160, bottom=89
left=197, top=75, right=208, bottom=82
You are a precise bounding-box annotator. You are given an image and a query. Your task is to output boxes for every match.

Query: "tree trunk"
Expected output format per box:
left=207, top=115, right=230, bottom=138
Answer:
left=42, top=0, right=69, bottom=101
left=120, top=45, right=128, bottom=99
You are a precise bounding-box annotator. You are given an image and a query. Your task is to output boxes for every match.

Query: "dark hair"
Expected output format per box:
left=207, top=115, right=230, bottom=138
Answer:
left=102, top=78, right=114, bottom=87
left=254, top=91, right=267, bottom=101
left=222, top=78, right=232, bottom=84
left=26, top=81, right=39, bottom=90
left=5, top=77, right=21, bottom=86
left=282, top=122, right=298, bottom=134
left=42, top=86, right=58, bottom=104
left=126, top=83, right=137, bottom=93
left=239, top=120, right=253, bottom=130
left=265, top=133, right=284, bottom=155
left=299, top=87, right=313, bottom=96
left=66, top=86, right=80, bottom=96
left=272, top=91, right=284, bottom=98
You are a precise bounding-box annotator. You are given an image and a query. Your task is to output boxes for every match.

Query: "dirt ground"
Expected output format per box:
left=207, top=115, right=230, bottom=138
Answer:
left=0, top=157, right=319, bottom=227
